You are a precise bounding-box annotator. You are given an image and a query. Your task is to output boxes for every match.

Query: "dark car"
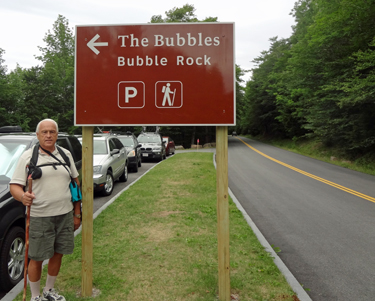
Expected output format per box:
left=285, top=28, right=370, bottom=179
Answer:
left=137, top=132, right=166, bottom=162
left=162, top=136, right=176, bottom=156
left=117, top=132, right=142, bottom=172
left=0, top=128, right=82, bottom=291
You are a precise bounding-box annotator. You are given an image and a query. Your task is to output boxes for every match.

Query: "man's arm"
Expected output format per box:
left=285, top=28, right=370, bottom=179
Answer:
left=10, top=183, right=35, bottom=206
left=73, top=177, right=82, bottom=230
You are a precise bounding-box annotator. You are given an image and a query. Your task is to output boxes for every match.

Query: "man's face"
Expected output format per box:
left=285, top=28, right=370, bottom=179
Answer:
left=37, top=121, right=58, bottom=150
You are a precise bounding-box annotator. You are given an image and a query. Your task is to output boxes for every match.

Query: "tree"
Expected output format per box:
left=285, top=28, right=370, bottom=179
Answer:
left=327, top=37, right=375, bottom=153
left=35, top=15, right=75, bottom=133
left=0, top=15, right=76, bottom=131
left=19, top=66, right=52, bottom=131
left=150, top=4, right=217, bottom=23
left=289, top=0, right=375, bottom=153
left=241, top=37, right=293, bottom=137
left=234, top=65, right=246, bottom=134
left=5, top=65, right=32, bottom=129
left=0, top=48, right=9, bottom=126
left=0, top=50, right=28, bottom=127
left=241, top=0, right=375, bottom=157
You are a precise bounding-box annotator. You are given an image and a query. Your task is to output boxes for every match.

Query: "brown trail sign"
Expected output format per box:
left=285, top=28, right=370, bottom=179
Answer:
left=75, top=22, right=235, bottom=301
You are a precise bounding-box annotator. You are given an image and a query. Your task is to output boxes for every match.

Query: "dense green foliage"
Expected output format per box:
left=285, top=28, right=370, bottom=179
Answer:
left=238, top=0, right=375, bottom=158
left=0, top=15, right=75, bottom=132
left=1, top=2, right=374, bottom=153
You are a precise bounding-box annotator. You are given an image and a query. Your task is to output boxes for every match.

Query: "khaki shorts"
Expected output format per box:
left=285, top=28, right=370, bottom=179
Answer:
left=29, top=211, right=74, bottom=261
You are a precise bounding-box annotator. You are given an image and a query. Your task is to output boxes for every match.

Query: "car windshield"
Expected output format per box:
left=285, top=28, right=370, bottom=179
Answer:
left=138, top=135, right=160, bottom=143
left=119, top=137, right=134, bottom=147
left=93, top=140, right=108, bottom=155
left=0, top=140, right=28, bottom=182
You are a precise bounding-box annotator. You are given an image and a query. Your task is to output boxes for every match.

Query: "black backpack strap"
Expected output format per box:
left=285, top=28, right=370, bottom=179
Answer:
left=39, top=145, right=71, bottom=177
left=56, top=145, right=71, bottom=168
left=27, top=143, right=72, bottom=180
left=30, top=143, right=39, bottom=168
left=28, top=143, right=41, bottom=178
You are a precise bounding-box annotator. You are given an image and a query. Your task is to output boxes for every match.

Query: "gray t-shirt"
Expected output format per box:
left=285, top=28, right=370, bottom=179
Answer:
left=10, top=145, right=79, bottom=217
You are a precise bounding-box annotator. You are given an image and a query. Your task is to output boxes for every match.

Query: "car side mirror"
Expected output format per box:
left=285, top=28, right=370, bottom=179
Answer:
left=137, top=144, right=141, bottom=148
left=110, top=149, right=120, bottom=155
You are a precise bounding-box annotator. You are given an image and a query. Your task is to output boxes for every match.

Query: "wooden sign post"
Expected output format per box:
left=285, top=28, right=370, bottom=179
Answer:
left=81, top=126, right=94, bottom=297
left=216, top=126, right=230, bottom=301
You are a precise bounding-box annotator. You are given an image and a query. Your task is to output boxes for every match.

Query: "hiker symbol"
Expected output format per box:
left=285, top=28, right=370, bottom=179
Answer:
left=155, top=81, right=183, bottom=108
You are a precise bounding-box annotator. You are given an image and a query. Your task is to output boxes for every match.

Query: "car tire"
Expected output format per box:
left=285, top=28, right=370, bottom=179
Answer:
left=133, top=163, right=138, bottom=173
left=119, top=164, right=128, bottom=182
left=138, top=156, right=142, bottom=167
left=102, top=170, right=114, bottom=196
left=0, top=226, right=25, bottom=291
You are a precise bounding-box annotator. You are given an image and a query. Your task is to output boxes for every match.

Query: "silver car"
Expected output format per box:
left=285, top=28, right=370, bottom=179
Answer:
left=92, top=135, right=128, bottom=196
left=137, top=132, right=166, bottom=162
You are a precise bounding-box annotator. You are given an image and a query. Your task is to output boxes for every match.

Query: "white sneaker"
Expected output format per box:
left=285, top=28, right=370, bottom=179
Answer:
left=30, top=296, right=47, bottom=301
left=43, top=288, right=66, bottom=301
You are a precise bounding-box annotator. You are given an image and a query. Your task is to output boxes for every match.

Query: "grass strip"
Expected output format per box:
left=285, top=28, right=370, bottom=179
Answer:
left=249, top=137, right=375, bottom=176
left=16, top=152, right=298, bottom=301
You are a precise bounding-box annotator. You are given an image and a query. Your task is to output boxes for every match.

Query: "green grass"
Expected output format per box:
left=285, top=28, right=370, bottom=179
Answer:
left=246, top=136, right=375, bottom=176
left=16, top=153, right=298, bottom=301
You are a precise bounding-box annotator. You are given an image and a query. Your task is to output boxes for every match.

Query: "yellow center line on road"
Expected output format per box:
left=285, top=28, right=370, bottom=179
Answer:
left=237, top=137, right=375, bottom=204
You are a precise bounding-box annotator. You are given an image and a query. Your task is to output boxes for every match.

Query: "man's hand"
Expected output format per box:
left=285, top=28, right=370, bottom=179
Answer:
left=21, top=191, right=36, bottom=207
left=10, top=184, right=35, bottom=206
left=73, top=200, right=82, bottom=231
left=73, top=216, right=81, bottom=230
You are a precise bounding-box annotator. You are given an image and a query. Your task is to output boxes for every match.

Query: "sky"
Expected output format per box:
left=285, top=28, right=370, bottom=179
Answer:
left=0, top=0, right=297, bottom=82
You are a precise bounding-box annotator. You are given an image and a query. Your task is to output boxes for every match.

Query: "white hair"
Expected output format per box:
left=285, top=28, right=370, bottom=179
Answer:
left=35, top=119, right=59, bottom=133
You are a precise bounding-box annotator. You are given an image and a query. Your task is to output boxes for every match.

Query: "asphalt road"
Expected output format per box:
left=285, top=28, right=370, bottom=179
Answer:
left=227, top=136, right=375, bottom=300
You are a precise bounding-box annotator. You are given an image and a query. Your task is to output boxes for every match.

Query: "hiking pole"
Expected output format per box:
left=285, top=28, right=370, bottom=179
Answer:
left=23, top=176, right=32, bottom=301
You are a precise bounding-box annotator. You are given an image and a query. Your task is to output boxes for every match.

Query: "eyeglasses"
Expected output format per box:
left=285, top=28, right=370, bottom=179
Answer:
left=40, top=130, right=57, bottom=135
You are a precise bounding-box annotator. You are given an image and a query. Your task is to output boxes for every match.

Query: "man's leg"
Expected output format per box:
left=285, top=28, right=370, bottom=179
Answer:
left=43, top=212, right=73, bottom=301
left=45, top=253, right=63, bottom=290
left=47, top=252, right=63, bottom=276
left=28, top=259, right=43, bottom=299
left=43, top=253, right=66, bottom=301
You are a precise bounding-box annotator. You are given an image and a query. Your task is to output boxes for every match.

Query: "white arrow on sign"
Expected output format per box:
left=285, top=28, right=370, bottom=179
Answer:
left=87, top=34, right=108, bottom=55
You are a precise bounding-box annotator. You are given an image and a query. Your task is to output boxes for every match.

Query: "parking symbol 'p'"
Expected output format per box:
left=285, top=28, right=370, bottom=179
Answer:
left=118, top=81, right=145, bottom=109
left=125, top=87, right=137, bottom=103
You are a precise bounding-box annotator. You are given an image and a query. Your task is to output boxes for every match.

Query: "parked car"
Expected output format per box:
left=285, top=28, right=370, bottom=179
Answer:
left=117, top=132, right=142, bottom=172
left=137, top=132, right=166, bottom=162
left=0, top=127, right=82, bottom=291
left=162, top=136, right=176, bottom=156
left=92, top=134, right=128, bottom=196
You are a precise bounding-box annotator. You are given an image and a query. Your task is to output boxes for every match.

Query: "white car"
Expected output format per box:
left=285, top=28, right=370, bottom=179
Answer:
left=92, top=135, right=128, bottom=196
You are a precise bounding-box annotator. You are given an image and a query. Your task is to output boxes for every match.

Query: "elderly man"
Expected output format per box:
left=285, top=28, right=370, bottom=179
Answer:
left=10, top=119, right=81, bottom=301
